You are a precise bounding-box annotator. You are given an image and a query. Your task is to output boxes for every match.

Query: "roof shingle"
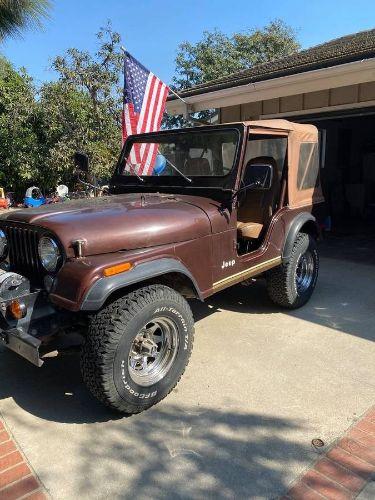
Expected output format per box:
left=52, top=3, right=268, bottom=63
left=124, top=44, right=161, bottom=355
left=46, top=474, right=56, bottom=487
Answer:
left=169, top=28, right=375, bottom=99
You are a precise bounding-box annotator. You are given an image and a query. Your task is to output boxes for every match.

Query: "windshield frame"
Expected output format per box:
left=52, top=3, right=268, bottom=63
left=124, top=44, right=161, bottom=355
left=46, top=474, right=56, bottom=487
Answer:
left=111, top=124, right=245, bottom=192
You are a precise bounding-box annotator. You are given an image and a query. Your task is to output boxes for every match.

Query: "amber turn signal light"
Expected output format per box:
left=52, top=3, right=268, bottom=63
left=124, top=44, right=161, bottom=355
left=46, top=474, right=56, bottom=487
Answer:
left=7, top=300, right=27, bottom=320
left=103, top=262, right=133, bottom=277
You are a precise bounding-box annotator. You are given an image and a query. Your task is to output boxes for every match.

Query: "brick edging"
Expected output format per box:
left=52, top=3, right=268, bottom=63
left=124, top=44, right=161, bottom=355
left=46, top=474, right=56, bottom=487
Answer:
left=283, top=405, right=375, bottom=499
left=0, top=418, right=48, bottom=499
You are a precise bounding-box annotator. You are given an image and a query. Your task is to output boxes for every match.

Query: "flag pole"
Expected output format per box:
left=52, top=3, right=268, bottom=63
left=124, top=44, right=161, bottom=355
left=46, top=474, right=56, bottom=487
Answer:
left=168, top=87, right=188, bottom=105
left=168, top=88, right=191, bottom=122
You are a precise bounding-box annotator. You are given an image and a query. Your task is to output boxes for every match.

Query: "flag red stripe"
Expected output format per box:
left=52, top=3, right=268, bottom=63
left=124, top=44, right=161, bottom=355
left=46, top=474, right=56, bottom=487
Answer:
left=142, top=82, right=168, bottom=174
left=137, top=73, right=155, bottom=134
left=144, top=79, right=158, bottom=131
left=146, top=85, right=170, bottom=174
left=155, top=84, right=169, bottom=129
left=140, top=75, right=157, bottom=134
left=142, top=84, right=169, bottom=175
left=140, top=80, right=164, bottom=174
left=149, top=80, right=163, bottom=131
left=138, top=75, right=158, bottom=174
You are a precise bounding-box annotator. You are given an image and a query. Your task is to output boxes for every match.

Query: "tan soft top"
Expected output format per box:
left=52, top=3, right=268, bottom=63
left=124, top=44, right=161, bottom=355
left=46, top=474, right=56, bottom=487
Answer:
left=248, top=119, right=317, bottom=137
left=244, top=119, right=322, bottom=208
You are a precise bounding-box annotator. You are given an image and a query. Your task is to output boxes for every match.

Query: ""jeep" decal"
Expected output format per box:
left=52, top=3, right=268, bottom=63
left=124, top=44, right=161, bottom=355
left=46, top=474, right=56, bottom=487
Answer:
left=221, top=259, right=235, bottom=269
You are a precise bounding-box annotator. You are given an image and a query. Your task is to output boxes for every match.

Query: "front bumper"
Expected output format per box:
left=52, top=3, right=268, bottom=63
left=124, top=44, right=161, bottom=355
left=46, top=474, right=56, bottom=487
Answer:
left=0, top=289, right=58, bottom=367
left=0, top=327, right=43, bottom=367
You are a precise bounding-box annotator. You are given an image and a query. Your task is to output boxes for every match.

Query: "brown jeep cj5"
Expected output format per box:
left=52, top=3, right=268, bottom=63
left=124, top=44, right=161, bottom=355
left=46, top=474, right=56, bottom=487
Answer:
left=0, top=120, right=324, bottom=414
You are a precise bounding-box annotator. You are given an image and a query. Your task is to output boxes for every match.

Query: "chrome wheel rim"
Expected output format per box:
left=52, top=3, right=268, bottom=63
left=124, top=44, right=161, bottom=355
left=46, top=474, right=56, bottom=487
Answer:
left=295, top=251, right=315, bottom=293
left=128, top=317, right=179, bottom=387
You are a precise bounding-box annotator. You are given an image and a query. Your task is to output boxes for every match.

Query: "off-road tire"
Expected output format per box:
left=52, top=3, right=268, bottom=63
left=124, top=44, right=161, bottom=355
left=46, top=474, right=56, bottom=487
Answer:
left=266, top=232, right=319, bottom=309
left=81, top=284, right=194, bottom=414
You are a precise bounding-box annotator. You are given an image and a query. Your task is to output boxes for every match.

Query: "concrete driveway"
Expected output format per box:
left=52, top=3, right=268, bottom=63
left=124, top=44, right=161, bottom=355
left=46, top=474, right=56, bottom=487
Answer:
left=0, top=237, right=374, bottom=499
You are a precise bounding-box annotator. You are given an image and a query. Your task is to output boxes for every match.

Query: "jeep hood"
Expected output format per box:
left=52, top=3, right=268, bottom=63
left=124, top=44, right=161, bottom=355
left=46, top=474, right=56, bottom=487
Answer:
left=5, top=193, right=214, bottom=257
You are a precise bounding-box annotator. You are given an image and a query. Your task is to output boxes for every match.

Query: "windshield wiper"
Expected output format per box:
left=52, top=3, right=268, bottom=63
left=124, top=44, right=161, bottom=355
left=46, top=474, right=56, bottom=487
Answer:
left=125, top=159, right=145, bottom=183
left=125, top=154, right=192, bottom=184
left=159, top=152, right=192, bottom=183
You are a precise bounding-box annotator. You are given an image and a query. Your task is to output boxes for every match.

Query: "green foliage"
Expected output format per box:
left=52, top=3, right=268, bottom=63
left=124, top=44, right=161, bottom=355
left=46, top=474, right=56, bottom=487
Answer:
left=43, top=23, right=123, bottom=184
left=0, top=25, right=123, bottom=195
left=173, top=20, right=300, bottom=89
left=0, top=0, right=50, bottom=40
left=232, top=19, right=300, bottom=68
left=39, top=84, right=98, bottom=183
left=52, top=24, right=123, bottom=123
left=0, top=56, right=41, bottom=194
left=38, top=80, right=121, bottom=184
left=169, top=19, right=300, bottom=126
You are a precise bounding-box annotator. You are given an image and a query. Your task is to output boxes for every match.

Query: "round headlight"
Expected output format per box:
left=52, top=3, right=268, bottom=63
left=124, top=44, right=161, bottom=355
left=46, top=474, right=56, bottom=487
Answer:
left=38, top=237, right=61, bottom=272
left=0, top=229, right=7, bottom=259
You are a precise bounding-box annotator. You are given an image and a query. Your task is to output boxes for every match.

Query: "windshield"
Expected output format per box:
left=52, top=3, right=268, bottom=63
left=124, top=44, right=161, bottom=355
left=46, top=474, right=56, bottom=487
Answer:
left=119, top=129, right=240, bottom=178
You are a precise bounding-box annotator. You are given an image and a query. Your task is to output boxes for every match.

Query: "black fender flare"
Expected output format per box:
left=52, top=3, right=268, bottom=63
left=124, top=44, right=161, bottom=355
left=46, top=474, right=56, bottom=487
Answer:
left=282, top=212, right=319, bottom=263
left=80, top=258, right=202, bottom=311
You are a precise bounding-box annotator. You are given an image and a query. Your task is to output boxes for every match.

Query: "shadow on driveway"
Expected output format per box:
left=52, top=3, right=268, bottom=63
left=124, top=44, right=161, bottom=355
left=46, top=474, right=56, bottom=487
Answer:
left=0, top=346, right=311, bottom=498
left=74, top=404, right=309, bottom=498
left=0, top=348, right=118, bottom=424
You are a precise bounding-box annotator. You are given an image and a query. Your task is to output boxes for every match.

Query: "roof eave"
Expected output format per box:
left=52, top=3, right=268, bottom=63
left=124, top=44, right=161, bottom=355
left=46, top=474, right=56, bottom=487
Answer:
left=166, top=57, right=375, bottom=116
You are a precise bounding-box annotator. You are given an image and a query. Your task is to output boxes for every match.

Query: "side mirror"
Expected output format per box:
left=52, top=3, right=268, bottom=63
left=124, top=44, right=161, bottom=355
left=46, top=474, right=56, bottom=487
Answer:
left=74, top=151, right=89, bottom=173
left=243, top=163, right=273, bottom=191
left=231, top=163, right=274, bottom=203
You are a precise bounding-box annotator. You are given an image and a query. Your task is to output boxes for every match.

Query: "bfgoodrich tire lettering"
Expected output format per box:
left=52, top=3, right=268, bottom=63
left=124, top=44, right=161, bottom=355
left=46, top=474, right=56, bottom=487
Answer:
left=266, top=233, right=319, bottom=309
left=81, top=285, right=194, bottom=414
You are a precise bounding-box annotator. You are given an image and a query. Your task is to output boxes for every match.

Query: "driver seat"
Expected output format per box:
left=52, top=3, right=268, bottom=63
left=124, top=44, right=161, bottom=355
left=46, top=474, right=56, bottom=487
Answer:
left=237, top=156, right=280, bottom=240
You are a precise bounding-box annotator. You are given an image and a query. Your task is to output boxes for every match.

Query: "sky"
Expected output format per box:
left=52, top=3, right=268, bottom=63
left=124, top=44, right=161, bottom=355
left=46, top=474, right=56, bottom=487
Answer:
left=1, top=0, right=375, bottom=87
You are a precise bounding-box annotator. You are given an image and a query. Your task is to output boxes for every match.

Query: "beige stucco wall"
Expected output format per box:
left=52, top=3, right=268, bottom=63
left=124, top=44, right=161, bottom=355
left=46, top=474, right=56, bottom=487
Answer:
left=219, top=81, right=375, bottom=122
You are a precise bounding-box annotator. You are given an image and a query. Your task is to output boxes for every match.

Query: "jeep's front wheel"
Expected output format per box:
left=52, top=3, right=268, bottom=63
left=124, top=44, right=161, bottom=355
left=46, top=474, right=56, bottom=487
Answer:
left=81, top=285, right=194, bottom=414
left=266, top=232, right=319, bottom=309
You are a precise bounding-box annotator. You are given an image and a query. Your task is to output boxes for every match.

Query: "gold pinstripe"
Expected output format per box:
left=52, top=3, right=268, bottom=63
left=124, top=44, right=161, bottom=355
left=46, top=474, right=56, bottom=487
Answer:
left=213, top=256, right=282, bottom=289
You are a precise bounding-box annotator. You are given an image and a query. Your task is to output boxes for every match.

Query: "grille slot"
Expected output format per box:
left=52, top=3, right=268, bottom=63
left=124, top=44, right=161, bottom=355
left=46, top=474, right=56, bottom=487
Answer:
left=3, top=224, right=42, bottom=283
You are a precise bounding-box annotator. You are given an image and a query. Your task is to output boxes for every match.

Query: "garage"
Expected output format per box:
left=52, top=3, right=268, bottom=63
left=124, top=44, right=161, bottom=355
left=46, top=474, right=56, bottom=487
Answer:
left=296, top=109, right=375, bottom=235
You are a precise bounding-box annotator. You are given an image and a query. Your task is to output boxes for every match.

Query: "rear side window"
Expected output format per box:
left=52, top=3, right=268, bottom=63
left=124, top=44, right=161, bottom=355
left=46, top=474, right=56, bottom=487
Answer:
left=297, top=142, right=320, bottom=190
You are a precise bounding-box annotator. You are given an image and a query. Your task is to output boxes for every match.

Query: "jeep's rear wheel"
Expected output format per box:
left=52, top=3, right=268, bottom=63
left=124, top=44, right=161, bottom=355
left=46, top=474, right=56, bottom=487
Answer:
left=266, top=232, right=319, bottom=309
left=81, top=285, right=194, bottom=414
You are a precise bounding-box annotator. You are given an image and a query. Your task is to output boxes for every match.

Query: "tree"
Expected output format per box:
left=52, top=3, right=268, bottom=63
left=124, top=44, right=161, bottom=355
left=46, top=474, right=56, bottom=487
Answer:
left=44, top=24, right=123, bottom=183
left=0, top=24, right=124, bottom=196
left=52, top=23, right=123, bottom=127
left=0, top=0, right=50, bottom=40
left=38, top=80, right=121, bottom=187
left=170, top=19, right=300, bottom=125
left=173, top=20, right=299, bottom=90
left=0, top=56, right=41, bottom=195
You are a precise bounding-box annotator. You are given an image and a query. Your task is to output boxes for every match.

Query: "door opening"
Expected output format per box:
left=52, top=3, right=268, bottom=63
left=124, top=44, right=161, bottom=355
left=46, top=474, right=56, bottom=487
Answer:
left=236, top=134, right=287, bottom=255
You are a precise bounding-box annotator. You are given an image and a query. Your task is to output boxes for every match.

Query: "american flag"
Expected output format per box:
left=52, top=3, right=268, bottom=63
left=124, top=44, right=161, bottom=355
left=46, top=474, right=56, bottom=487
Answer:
left=122, top=51, right=169, bottom=175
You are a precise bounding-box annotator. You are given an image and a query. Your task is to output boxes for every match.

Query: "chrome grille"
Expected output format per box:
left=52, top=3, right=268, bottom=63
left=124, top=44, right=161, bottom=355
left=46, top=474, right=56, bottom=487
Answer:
left=2, top=223, right=42, bottom=282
